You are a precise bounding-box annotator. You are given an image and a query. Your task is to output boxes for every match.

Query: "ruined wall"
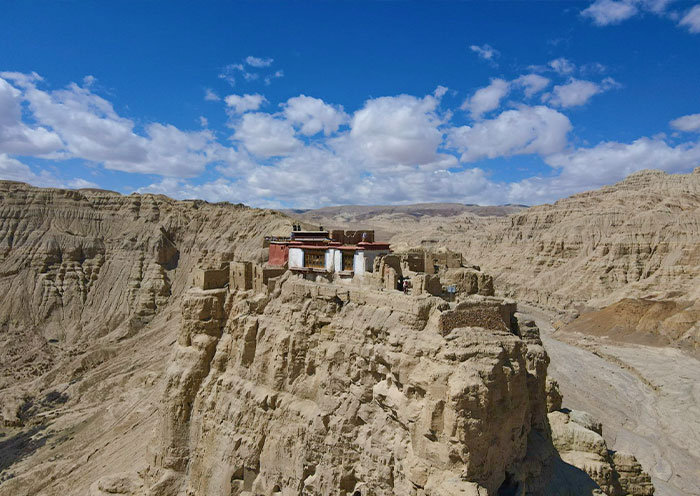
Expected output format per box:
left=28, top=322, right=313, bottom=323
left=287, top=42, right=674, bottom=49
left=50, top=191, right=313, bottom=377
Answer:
left=193, top=266, right=229, bottom=290
left=230, top=261, right=253, bottom=291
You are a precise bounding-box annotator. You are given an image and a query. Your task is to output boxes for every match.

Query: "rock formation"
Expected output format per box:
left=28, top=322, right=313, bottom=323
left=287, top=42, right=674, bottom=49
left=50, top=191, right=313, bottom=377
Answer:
left=130, top=274, right=649, bottom=495
left=386, top=168, right=700, bottom=354
left=0, top=180, right=656, bottom=495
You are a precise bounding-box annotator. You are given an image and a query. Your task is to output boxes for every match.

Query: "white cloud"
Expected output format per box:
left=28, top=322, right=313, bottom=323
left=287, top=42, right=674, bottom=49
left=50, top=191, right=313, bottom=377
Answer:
left=3, top=73, right=219, bottom=177
left=0, top=153, right=98, bottom=189
left=204, top=88, right=220, bottom=101
left=224, top=93, right=266, bottom=114
left=548, top=58, right=576, bottom=75
left=0, top=77, right=64, bottom=155
left=138, top=149, right=497, bottom=209
left=218, top=64, right=242, bottom=87
left=582, top=0, right=639, bottom=25
left=82, top=75, right=96, bottom=87
left=0, top=153, right=39, bottom=182
left=232, top=112, right=301, bottom=158
left=679, top=5, right=700, bottom=33
left=545, top=79, right=601, bottom=107
left=581, top=0, right=687, bottom=29
left=461, top=78, right=510, bottom=119
left=514, top=74, right=551, bottom=98
left=504, top=136, right=700, bottom=204
left=219, top=57, right=282, bottom=87
left=470, top=44, right=500, bottom=62
left=544, top=77, right=619, bottom=108
left=434, top=85, right=449, bottom=99
left=349, top=94, right=447, bottom=166
left=546, top=136, right=700, bottom=184
left=283, top=95, right=348, bottom=136
left=6, top=68, right=700, bottom=210
left=671, top=113, right=700, bottom=132
left=245, top=56, right=274, bottom=68
left=449, top=105, right=572, bottom=162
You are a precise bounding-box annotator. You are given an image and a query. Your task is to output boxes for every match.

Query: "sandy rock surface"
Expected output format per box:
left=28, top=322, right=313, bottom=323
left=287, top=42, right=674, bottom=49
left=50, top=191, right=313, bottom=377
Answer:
left=520, top=304, right=700, bottom=496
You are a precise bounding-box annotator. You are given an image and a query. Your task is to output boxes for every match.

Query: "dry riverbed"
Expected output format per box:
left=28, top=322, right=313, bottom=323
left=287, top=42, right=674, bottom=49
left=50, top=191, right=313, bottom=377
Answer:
left=519, top=304, right=700, bottom=496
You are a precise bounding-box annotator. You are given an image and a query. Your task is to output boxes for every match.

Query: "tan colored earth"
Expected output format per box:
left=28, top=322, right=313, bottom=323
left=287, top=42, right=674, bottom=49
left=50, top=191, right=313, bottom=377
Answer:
left=0, top=169, right=698, bottom=495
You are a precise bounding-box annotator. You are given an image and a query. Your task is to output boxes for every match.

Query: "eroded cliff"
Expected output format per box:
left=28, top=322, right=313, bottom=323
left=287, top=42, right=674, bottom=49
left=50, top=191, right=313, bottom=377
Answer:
left=127, top=275, right=650, bottom=496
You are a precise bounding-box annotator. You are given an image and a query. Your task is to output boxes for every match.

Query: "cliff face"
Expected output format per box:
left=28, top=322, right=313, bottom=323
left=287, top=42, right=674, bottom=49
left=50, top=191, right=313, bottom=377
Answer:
left=146, top=280, right=549, bottom=495
left=0, top=181, right=290, bottom=494
left=0, top=180, right=288, bottom=390
left=388, top=169, right=700, bottom=352
left=391, top=168, right=700, bottom=309
left=133, top=276, right=650, bottom=496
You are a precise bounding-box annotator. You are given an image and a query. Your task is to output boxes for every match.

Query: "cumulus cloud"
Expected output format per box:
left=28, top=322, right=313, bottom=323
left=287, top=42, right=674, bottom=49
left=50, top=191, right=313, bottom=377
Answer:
left=264, top=70, right=284, bottom=85
left=679, top=5, right=700, bottom=33
left=449, top=105, right=572, bottom=162
left=0, top=153, right=98, bottom=189
left=219, top=57, right=282, bottom=87
left=547, top=136, right=700, bottom=174
left=2, top=73, right=220, bottom=177
left=581, top=0, right=693, bottom=30
left=461, top=78, right=510, bottom=119
left=514, top=74, right=551, bottom=98
left=504, top=136, right=700, bottom=204
left=6, top=69, right=700, bottom=209
left=0, top=153, right=40, bottom=182
left=671, top=113, right=700, bottom=132
left=582, top=0, right=639, bottom=26
left=0, top=77, right=63, bottom=155
left=470, top=44, right=500, bottom=62
left=224, top=93, right=266, bottom=114
left=350, top=94, right=447, bottom=166
left=544, top=77, right=619, bottom=108
left=232, top=112, right=301, bottom=158
left=139, top=150, right=498, bottom=209
left=545, top=137, right=700, bottom=186
left=283, top=95, right=348, bottom=136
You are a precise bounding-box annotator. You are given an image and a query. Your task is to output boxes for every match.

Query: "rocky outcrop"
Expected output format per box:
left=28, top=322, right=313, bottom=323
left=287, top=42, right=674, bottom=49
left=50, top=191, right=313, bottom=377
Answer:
left=388, top=169, right=700, bottom=305
left=389, top=169, right=700, bottom=352
left=549, top=410, right=653, bottom=496
left=138, top=275, right=651, bottom=496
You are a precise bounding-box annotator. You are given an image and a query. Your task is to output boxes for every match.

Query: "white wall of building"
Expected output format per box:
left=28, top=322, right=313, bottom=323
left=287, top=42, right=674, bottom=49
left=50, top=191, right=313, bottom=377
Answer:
left=289, top=247, right=304, bottom=268
left=333, top=249, right=343, bottom=272
left=353, top=251, right=366, bottom=275
left=325, top=250, right=334, bottom=272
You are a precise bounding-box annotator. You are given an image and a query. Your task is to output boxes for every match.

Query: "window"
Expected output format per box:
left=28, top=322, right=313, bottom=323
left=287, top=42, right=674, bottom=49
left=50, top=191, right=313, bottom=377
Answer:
left=305, top=250, right=326, bottom=269
left=342, top=251, right=354, bottom=271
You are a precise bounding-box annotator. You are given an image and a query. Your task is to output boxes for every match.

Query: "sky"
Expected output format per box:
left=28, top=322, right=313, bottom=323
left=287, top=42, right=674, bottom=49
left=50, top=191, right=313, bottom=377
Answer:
left=1, top=0, right=700, bottom=208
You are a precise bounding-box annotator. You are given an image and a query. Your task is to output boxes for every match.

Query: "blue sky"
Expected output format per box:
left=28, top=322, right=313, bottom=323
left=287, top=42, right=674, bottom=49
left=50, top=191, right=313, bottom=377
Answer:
left=1, top=1, right=699, bottom=208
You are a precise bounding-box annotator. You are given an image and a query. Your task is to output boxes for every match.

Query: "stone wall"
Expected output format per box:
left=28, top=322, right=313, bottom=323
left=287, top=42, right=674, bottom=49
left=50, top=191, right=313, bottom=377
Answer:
left=230, top=261, right=253, bottom=290
left=253, top=264, right=287, bottom=294
left=193, top=265, right=230, bottom=290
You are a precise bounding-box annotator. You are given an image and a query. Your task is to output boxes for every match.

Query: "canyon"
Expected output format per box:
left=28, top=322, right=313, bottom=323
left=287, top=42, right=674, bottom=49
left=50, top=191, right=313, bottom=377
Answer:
left=0, top=169, right=698, bottom=495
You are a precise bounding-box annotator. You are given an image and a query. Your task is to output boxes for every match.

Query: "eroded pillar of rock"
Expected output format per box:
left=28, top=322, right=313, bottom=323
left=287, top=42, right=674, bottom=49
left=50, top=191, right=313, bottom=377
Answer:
left=145, top=287, right=227, bottom=495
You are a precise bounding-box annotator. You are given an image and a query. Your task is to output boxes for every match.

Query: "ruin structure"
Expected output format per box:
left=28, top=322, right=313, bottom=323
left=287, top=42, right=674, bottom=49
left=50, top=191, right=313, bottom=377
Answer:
left=195, top=227, right=494, bottom=301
